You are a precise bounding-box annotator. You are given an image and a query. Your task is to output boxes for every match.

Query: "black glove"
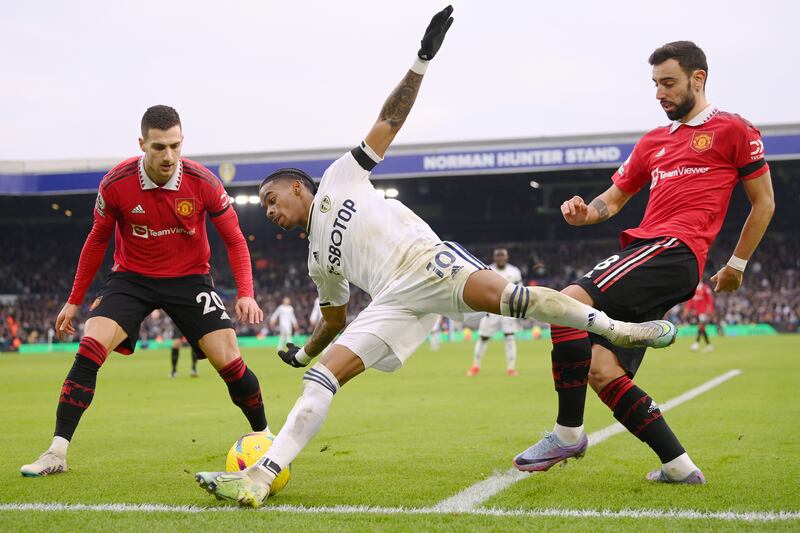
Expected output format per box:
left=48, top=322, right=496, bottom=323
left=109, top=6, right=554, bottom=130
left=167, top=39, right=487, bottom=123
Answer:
left=278, top=342, right=306, bottom=368
left=418, top=5, right=454, bottom=60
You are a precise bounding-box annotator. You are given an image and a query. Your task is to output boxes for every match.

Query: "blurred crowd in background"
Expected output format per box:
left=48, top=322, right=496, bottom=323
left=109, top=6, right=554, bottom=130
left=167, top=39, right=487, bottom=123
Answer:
left=2, top=225, right=796, bottom=351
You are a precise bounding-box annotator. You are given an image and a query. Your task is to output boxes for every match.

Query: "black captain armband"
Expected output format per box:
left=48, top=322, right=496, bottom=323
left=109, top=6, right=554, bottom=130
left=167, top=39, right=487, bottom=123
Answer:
left=350, top=141, right=383, bottom=172
left=738, top=158, right=767, bottom=179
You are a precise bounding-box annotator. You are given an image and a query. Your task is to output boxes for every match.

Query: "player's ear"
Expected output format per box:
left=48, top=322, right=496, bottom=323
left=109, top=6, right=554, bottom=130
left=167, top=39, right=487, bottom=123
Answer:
left=692, top=69, right=706, bottom=92
left=138, top=137, right=145, bottom=152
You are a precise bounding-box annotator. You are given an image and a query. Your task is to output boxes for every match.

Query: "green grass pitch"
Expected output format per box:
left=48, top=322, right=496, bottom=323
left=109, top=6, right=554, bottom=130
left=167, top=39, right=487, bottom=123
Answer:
left=1, top=335, right=798, bottom=531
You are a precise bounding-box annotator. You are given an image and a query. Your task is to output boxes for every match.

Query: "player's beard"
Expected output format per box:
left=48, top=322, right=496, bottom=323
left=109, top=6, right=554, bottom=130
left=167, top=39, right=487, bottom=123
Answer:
left=665, top=82, right=696, bottom=121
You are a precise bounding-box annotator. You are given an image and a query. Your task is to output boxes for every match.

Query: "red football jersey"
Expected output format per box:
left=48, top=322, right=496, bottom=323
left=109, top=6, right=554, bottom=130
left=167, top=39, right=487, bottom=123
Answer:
left=612, top=106, right=769, bottom=276
left=68, top=156, right=253, bottom=304
left=685, top=282, right=714, bottom=315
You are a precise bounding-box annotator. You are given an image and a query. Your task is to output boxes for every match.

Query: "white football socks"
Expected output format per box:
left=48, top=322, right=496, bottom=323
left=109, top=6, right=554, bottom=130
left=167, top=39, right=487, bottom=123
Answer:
left=504, top=336, right=517, bottom=371
left=553, top=423, right=584, bottom=446
left=250, top=363, right=339, bottom=486
left=472, top=338, right=488, bottom=367
left=662, top=452, right=698, bottom=480
left=500, top=284, right=613, bottom=335
left=49, top=436, right=69, bottom=457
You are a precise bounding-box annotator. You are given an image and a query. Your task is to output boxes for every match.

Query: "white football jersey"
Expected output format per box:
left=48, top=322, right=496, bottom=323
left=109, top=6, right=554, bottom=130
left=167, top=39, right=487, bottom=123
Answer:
left=270, top=304, right=298, bottom=330
left=491, top=263, right=522, bottom=285
left=307, top=149, right=441, bottom=307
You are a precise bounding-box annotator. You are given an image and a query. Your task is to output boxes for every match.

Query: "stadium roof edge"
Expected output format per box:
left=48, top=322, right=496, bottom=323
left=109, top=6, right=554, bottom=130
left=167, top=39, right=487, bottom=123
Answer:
left=3, top=123, right=799, bottom=174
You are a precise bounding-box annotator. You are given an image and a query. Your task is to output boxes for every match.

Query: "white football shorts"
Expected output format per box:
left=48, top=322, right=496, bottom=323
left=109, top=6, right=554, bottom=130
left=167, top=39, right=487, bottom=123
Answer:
left=335, top=241, right=486, bottom=372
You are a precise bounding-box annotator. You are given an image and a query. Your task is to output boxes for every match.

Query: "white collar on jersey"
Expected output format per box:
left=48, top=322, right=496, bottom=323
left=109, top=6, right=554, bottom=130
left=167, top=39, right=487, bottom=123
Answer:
left=138, top=156, right=183, bottom=190
left=669, top=104, right=718, bottom=134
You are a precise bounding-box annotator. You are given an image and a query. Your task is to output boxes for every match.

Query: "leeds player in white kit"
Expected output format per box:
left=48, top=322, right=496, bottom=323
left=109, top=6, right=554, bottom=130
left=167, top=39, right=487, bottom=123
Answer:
left=269, top=297, right=299, bottom=350
left=195, top=6, right=676, bottom=507
left=468, top=249, right=523, bottom=377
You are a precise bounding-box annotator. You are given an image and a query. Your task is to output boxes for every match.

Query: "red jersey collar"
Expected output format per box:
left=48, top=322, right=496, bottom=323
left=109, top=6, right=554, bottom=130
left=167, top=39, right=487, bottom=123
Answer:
left=138, top=156, right=183, bottom=190
left=669, top=104, right=718, bottom=134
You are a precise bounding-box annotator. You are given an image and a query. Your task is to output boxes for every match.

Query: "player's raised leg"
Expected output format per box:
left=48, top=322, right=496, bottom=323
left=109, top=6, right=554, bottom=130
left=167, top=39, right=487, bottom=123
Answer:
left=20, top=316, right=127, bottom=477
left=461, top=270, right=677, bottom=349
left=197, top=344, right=364, bottom=507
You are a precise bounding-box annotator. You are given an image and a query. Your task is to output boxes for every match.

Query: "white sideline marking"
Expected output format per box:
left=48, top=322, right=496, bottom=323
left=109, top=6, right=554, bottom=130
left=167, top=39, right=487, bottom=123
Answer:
left=432, top=369, right=743, bottom=512
left=0, top=502, right=798, bottom=522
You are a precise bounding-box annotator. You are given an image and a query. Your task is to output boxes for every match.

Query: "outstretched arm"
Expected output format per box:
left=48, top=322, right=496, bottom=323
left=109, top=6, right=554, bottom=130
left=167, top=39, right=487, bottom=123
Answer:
left=364, top=5, right=454, bottom=158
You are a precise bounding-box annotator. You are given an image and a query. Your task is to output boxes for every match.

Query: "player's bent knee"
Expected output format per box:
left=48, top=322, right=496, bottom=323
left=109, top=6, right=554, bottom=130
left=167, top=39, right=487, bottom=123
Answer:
left=588, top=362, right=626, bottom=393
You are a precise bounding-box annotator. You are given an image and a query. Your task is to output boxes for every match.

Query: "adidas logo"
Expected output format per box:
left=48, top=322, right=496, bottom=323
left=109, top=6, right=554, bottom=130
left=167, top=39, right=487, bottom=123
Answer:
left=654, top=147, right=666, bottom=159
left=220, top=311, right=230, bottom=320
left=131, top=204, right=145, bottom=214
left=648, top=400, right=659, bottom=413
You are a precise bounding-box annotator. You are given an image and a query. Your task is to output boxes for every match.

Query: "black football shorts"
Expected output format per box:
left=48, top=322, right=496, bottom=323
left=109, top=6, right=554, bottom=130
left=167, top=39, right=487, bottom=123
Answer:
left=87, top=271, right=234, bottom=358
left=574, top=236, right=699, bottom=376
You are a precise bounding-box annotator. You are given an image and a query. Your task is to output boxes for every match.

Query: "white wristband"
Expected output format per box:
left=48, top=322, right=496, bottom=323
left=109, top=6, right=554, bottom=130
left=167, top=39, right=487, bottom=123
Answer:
left=727, top=255, right=748, bottom=272
left=410, top=57, right=429, bottom=75
left=295, top=347, right=313, bottom=366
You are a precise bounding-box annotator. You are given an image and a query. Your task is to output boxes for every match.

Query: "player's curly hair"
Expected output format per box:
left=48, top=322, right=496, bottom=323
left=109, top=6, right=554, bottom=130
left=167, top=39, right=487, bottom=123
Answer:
left=260, top=168, right=318, bottom=194
left=141, top=105, right=182, bottom=137
left=649, top=41, right=708, bottom=87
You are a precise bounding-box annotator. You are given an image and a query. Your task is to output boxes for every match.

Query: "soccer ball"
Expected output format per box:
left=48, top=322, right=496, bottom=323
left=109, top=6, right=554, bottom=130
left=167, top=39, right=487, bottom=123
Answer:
left=225, top=431, right=291, bottom=495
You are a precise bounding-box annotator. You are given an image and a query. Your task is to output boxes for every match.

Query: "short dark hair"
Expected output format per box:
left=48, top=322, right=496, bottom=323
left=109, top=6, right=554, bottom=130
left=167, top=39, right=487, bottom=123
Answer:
left=141, top=105, right=181, bottom=137
left=260, top=168, right=317, bottom=195
left=649, top=41, right=708, bottom=85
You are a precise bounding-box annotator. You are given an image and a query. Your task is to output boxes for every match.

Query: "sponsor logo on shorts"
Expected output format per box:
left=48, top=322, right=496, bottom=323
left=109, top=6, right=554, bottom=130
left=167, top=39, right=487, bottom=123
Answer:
left=176, top=198, right=195, bottom=218
left=320, top=195, right=331, bottom=213
left=690, top=131, right=714, bottom=153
